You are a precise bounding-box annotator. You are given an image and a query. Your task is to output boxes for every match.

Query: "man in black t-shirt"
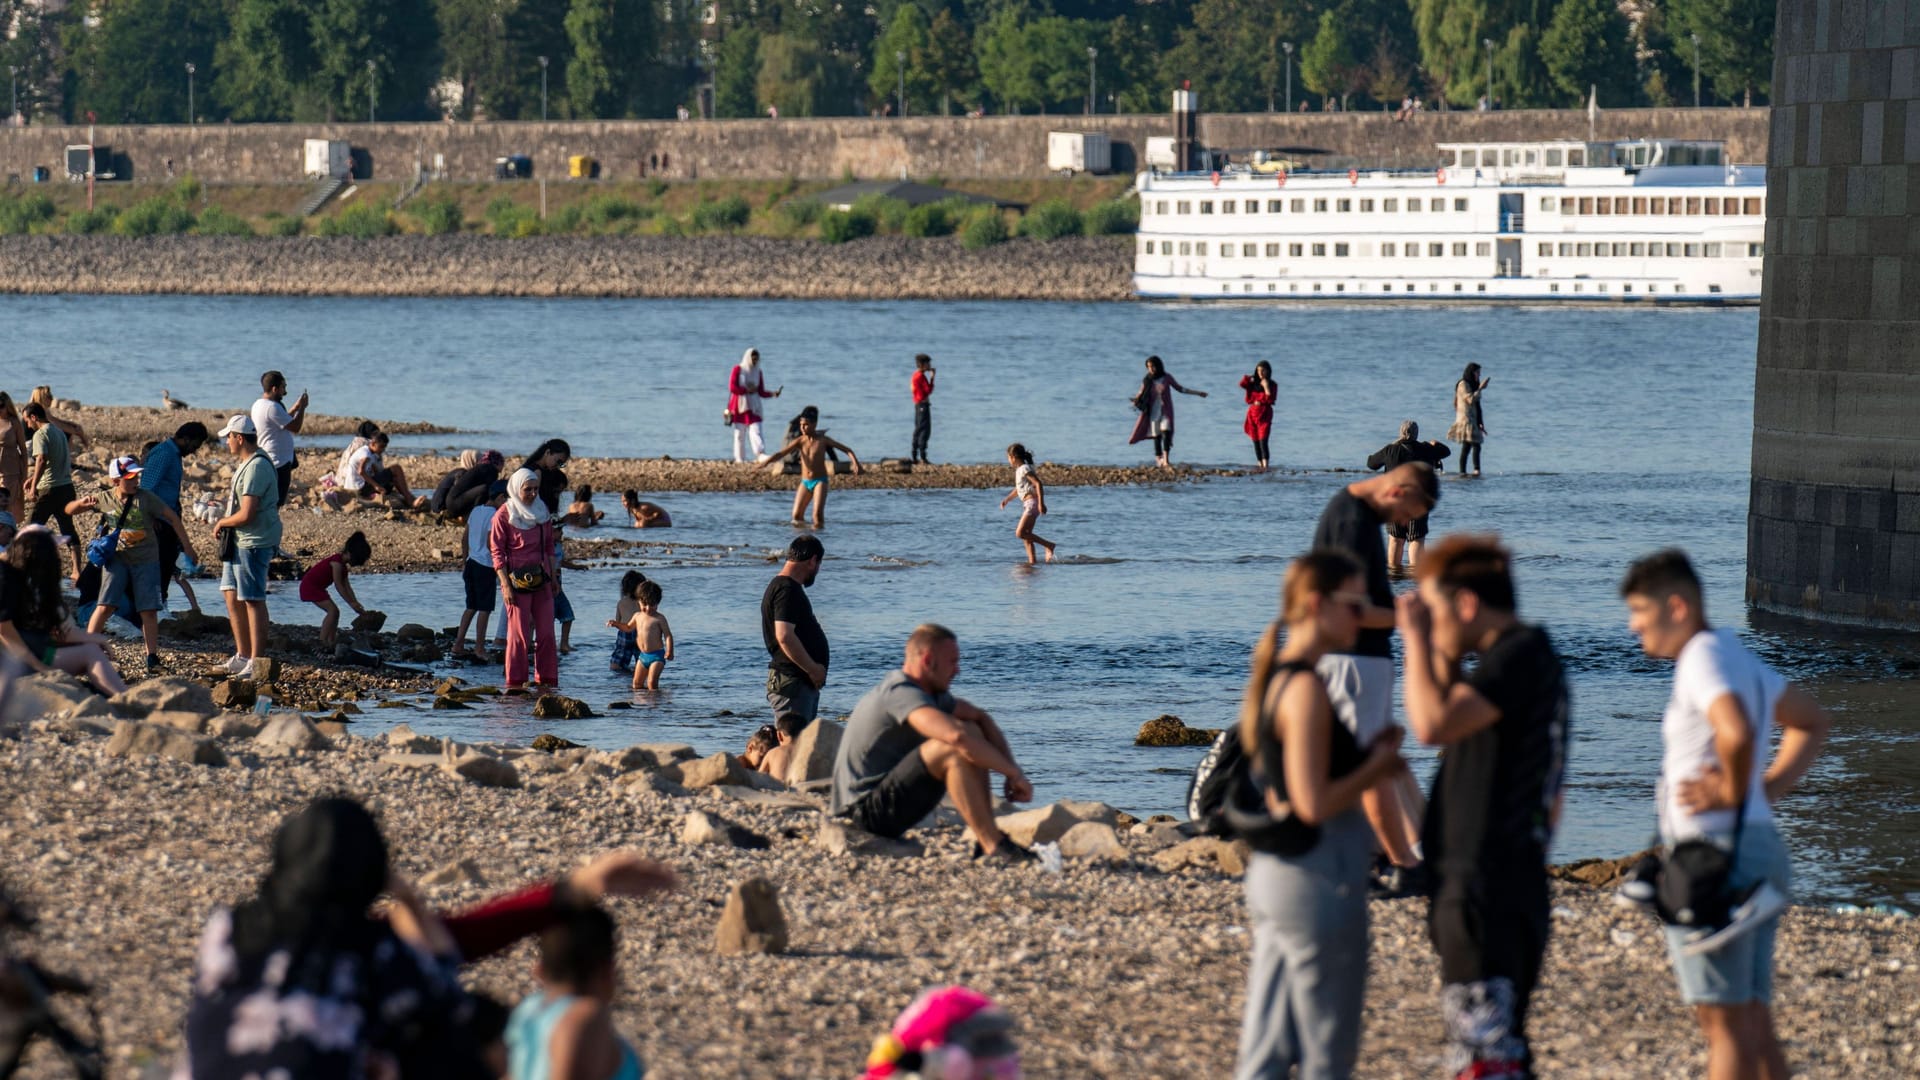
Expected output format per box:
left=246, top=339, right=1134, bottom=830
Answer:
left=1366, top=420, right=1452, bottom=569
left=761, top=534, right=829, bottom=722
left=1311, top=461, right=1439, bottom=870
left=1399, top=535, right=1569, bottom=1080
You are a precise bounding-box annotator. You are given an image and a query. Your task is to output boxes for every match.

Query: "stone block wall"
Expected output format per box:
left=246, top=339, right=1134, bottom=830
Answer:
left=0, top=108, right=1768, bottom=187
left=1748, top=0, right=1920, bottom=626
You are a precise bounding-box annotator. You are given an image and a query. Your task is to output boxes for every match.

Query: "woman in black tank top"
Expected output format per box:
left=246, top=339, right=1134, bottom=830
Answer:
left=1232, top=550, right=1408, bottom=1080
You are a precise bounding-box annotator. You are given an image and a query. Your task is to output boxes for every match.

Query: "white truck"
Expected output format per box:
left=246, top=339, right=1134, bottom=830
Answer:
left=1047, top=131, right=1111, bottom=176
left=303, top=139, right=352, bottom=180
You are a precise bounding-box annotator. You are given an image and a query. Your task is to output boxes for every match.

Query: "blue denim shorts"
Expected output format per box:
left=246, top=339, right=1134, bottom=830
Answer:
left=1663, top=822, right=1793, bottom=1005
left=553, top=586, right=575, bottom=624
left=100, top=558, right=163, bottom=614
left=220, top=546, right=274, bottom=602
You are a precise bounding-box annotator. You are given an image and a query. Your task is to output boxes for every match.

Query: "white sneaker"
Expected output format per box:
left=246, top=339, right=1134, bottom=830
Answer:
left=236, top=659, right=259, bottom=681
left=1681, top=882, right=1788, bottom=957
left=224, top=654, right=249, bottom=674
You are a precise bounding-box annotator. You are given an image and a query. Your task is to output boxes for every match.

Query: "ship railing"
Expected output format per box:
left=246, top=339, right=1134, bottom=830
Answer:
left=1153, top=166, right=1447, bottom=181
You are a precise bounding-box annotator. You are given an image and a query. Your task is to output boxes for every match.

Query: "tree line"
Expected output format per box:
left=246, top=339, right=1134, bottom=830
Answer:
left=0, top=0, right=1774, bottom=126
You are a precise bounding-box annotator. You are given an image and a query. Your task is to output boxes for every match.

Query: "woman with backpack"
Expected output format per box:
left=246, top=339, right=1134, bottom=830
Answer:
left=1233, top=550, right=1407, bottom=1079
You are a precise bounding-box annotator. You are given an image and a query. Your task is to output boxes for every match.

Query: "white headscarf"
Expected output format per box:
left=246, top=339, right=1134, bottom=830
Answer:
left=740, top=348, right=759, bottom=370
left=503, top=468, right=548, bottom=530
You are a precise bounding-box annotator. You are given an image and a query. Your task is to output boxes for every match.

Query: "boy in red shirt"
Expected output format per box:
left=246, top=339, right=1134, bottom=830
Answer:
left=910, top=354, right=935, bottom=464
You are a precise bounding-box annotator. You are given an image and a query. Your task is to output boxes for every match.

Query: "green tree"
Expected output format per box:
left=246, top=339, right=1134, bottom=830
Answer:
left=922, top=8, right=977, bottom=113
left=715, top=26, right=762, bottom=117
left=214, top=0, right=314, bottom=120
left=436, top=0, right=511, bottom=118
left=565, top=0, right=655, bottom=117
left=756, top=32, right=836, bottom=116
left=1300, top=8, right=1365, bottom=109
left=869, top=3, right=936, bottom=115
left=1159, top=0, right=1309, bottom=114
left=974, top=7, right=1044, bottom=112
left=1665, top=0, right=1773, bottom=104
left=1540, top=0, right=1634, bottom=105
left=67, top=0, right=228, bottom=123
left=311, top=0, right=443, bottom=121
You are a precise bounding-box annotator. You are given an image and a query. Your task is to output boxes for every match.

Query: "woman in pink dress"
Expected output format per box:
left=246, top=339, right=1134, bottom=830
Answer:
left=1240, top=361, right=1276, bottom=471
left=726, top=348, right=782, bottom=462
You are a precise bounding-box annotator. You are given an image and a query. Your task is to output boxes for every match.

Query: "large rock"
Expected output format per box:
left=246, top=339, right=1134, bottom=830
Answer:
left=1057, top=800, right=1125, bottom=828
left=256, top=713, right=330, bottom=754
left=1134, top=715, right=1219, bottom=747
left=533, top=694, right=596, bottom=720
left=351, top=610, right=388, bottom=632
left=104, top=720, right=228, bottom=767
left=1057, top=821, right=1127, bottom=862
left=782, top=718, right=844, bottom=786
left=682, top=811, right=771, bottom=849
left=109, top=677, right=217, bottom=719
left=531, top=733, right=582, bottom=752
left=4, top=672, right=94, bottom=725
left=1550, top=848, right=1661, bottom=890
left=995, top=802, right=1079, bottom=847
left=713, top=877, right=788, bottom=956
left=670, top=753, right=749, bottom=790
left=384, top=724, right=439, bottom=753
left=210, top=680, right=257, bottom=711
left=145, top=710, right=216, bottom=735
left=816, top=819, right=923, bottom=858
left=1151, top=836, right=1250, bottom=875
left=396, top=622, right=436, bottom=642
left=443, top=753, right=520, bottom=788
left=208, top=714, right=265, bottom=739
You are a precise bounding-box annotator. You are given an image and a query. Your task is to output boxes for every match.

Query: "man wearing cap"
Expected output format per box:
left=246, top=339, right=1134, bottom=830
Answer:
left=761, top=534, right=829, bottom=722
left=213, top=414, right=280, bottom=680
left=251, top=370, right=308, bottom=508
left=66, top=456, right=199, bottom=672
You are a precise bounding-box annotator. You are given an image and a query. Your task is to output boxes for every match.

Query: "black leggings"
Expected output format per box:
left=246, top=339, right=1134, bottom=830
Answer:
left=1459, top=441, right=1481, bottom=473
left=1152, top=431, right=1174, bottom=458
left=1251, top=435, right=1270, bottom=464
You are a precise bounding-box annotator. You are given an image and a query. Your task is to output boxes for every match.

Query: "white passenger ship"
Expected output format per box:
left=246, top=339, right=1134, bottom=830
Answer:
left=1133, top=138, right=1765, bottom=303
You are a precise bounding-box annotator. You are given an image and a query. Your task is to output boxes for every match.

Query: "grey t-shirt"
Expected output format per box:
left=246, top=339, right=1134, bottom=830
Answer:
left=831, top=670, right=956, bottom=814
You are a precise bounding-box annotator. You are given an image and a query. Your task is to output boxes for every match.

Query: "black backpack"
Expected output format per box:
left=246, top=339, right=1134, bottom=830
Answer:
left=1185, top=729, right=1321, bottom=855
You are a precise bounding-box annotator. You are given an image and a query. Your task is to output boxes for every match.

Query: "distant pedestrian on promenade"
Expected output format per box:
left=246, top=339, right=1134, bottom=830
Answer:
left=763, top=406, right=862, bottom=529
left=910, top=353, right=936, bottom=464
left=141, top=421, right=210, bottom=608
left=1366, top=420, right=1452, bottom=570
left=1240, top=361, right=1276, bottom=471
left=22, top=402, right=83, bottom=583
left=213, top=414, right=281, bottom=681
left=252, top=370, right=309, bottom=507
left=761, top=534, right=828, bottom=722
left=491, top=468, right=559, bottom=690
left=1128, top=355, right=1206, bottom=470
left=1311, top=463, right=1440, bottom=878
left=727, top=348, right=781, bottom=462
left=1448, top=363, right=1489, bottom=477
left=1619, top=550, right=1830, bottom=1080
left=832, top=623, right=1037, bottom=862
left=1398, top=536, right=1568, bottom=1079
left=1234, top=550, right=1408, bottom=1079
left=997, top=443, right=1055, bottom=564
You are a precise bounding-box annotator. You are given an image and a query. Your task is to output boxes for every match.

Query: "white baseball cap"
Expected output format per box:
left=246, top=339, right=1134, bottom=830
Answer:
left=106, top=455, right=143, bottom=479
left=216, top=414, right=256, bottom=438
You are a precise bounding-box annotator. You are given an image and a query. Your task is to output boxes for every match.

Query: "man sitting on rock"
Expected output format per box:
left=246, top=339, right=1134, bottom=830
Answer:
left=832, top=624, right=1037, bottom=863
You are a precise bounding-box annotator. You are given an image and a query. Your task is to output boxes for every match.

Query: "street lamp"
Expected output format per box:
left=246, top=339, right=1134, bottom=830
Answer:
left=185, top=62, right=195, bottom=124
left=367, top=59, right=377, bottom=123
left=1690, top=32, right=1702, bottom=108
left=9, top=65, right=17, bottom=127
left=896, top=49, right=906, bottom=117
left=1281, top=43, right=1293, bottom=113
left=538, top=55, right=549, bottom=121
left=1086, top=45, right=1097, bottom=116
left=1483, top=38, right=1494, bottom=110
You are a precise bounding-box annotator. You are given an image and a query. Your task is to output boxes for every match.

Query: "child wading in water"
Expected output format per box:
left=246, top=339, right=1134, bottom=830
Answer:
left=606, top=570, right=649, bottom=673
left=762, top=406, right=861, bottom=528
left=298, top=531, right=372, bottom=651
left=567, top=486, right=605, bottom=527
left=626, top=580, right=673, bottom=689
left=998, top=444, right=1056, bottom=564
left=454, top=481, right=508, bottom=662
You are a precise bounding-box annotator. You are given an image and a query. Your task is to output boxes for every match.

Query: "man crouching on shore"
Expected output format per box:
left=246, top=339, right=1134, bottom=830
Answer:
left=832, top=624, right=1038, bottom=864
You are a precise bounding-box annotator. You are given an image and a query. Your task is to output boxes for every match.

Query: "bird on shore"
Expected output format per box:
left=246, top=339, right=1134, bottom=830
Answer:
left=162, top=389, right=189, bottom=410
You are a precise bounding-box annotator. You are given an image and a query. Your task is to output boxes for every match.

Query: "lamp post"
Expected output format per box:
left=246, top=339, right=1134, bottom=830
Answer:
left=1086, top=45, right=1097, bottom=115
left=896, top=49, right=906, bottom=117
left=1483, top=38, right=1494, bottom=109
left=1282, top=43, right=1293, bottom=113
left=367, top=59, right=377, bottom=123
left=10, top=65, right=18, bottom=127
left=185, top=62, right=195, bottom=124
left=539, top=55, right=549, bottom=120
left=1690, top=32, right=1701, bottom=108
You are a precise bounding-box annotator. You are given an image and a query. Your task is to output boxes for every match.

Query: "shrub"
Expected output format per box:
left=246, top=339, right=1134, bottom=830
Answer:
left=646, top=177, right=669, bottom=199
left=269, top=215, right=304, bottom=237
left=902, top=202, right=954, bottom=238
left=819, top=207, right=876, bottom=244
left=1018, top=198, right=1083, bottom=240
left=546, top=204, right=585, bottom=234
left=960, top=208, right=1008, bottom=250
left=689, top=194, right=751, bottom=233
left=171, top=175, right=204, bottom=204
left=1082, top=197, right=1141, bottom=235
left=774, top=198, right=822, bottom=229
left=317, top=202, right=397, bottom=238
left=851, top=194, right=910, bottom=234
left=63, top=206, right=120, bottom=235
left=114, top=194, right=197, bottom=237
left=193, top=206, right=255, bottom=236
left=657, top=215, right=687, bottom=237
left=483, top=196, right=541, bottom=237
left=412, top=195, right=465, bottom=236
left=764, top=176, right=798, bottom=207
left=582, top=195, right=649, bottom=229
left=0, top=194, right=58, bottom=235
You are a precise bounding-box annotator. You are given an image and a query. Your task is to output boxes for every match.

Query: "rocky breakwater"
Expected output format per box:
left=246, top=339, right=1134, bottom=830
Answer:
left=0, top=234, right=1135, bottom=302
left=6, top=696, right=1919, bottom=1077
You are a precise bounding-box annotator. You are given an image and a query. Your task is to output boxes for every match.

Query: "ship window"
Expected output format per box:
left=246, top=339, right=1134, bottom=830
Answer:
left=1384, top=198, right=1399, bottom=211
left=1313, top=284, right=1322, bottom=292
left=1541, top=197, right=1557, bottom=212
left=1290, top=243, right=1304, bottom=256
left=1546, top=149, right=1563, bottom=166
left=1142, top=240, right=1151, bottom=254
left=1630, top=242, right=1646, bottom=256
left=1360, top=199, right=1375, bottom=212
left=1477, top=283, right=1487, bottom=292
left=1268, top=199, right=1284, bottom=212
left=1160, top=241, right=1172, bottom=254
left=1612, top=197, right=1626, bottom=213
left=1200, top=201, right=1214, bottom=214
left=1685, top=197, right=1701, bottom=214
left=1336, top=284, right=1345, bottom=292
left=1666, top=243, right=1682, bottom=256
left=1383, top=243, right=1397, bottom=256
left=1312, top=243, right=1327, bottom=256
left=1335, top=243, right=1350, bottom=256
left=1705, top=243, right=1722, bottom=257
left=1291, top=199, right=1305, bottom=212
left=1476, top=242, right=1490, bottom=256
left=1313, top=198, right=1328, bottom=212
left=1430, top=198, right=1445, bottom=211
left=1631, top=197, right=1647, bottom=214
left=1290, top=283, right=1299, bottom=292
left=1573, top=283, right=1583, bottom=292
left=1504, top=149, right=1516, bottom=166
left=1593, top=244, right=1608, bottom=258
left=1384, top=283, right=1394, bottom=292
left=1455, top=283, right=1465, bottom=292
left=1551, top=284, right=1561, bottom=293
left=1452, top=242, right=1467, bottom=256
left=1244, top=243, right=1257, bottom=256
left=1269, top=283, right=1277, bottom=292
left=1624, top=284, right=1633, bottom=292
left=1616, top=243, right=1630, bottom=255
left=1195, top=242, right=1208, bottom=255
left=1337, top=199, right=1351, bottom=212
left=1246, top=200, right=1259, bottom=213
left=1578, top=197, right=1593, bottom=213
left=1527, top=150, right=1540, bottom=165
left=1407, top=239, right=1420, bottom=257
left=1265, top=243, right=1280, bottom=256
left=1649, top=199, right=1666, bottom=216
left=1537, top=242, right=1551, bottom=255
left=1703, top=199, right=1718, bottom=215
left=1568, top=149, right=1584, bottom=166
left=1596, top=199, right=1612, bottom=215
left=1454, top=198, right=1468, bottom=211
left=1685, top=243, right=1701, bottom=257
left=1407, top=199, right=1421, bottom=213
left=1220, top=244, right=1234, bottom=258
left=1176, top=201, right=1191, bottom=214
left=1577, top=243, right=1593, bottom=256
left=1222, top=200, right=1236, bottom=213
left=1674, top=284, right=1685, bottom=292
left=1178, top=242, right=1191, bottom=255
left=1748, top=242, right=1764, bottom=256
left=1429, top=243, right=1444, bottom=256
left=1558, top=243, right=1572, bottom=255
left=1724, top=197, right=1740, bottom=215
left=1743, top=198, right=1761, bottom=215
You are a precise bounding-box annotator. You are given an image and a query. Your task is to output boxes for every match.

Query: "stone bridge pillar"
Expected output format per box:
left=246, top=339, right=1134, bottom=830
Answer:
left=1748, top=1, right=1920, bottom=626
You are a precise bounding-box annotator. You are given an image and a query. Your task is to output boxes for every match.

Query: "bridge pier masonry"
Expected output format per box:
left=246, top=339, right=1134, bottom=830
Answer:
left=1749, top=0, right=1920, bottom=626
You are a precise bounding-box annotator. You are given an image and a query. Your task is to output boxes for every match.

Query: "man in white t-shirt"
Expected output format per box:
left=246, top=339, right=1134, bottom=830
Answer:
left=250, top=370, right=309, bottom=507
left=1621, top=549, right=1830, bottom=1080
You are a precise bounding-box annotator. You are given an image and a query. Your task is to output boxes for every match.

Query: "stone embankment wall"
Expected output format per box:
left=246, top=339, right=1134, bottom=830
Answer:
left=0, top=108, right=1768, bottom=185
left=1747, top=1, right=1920, bottom=627
left=0, top=235, right=1135, bottom=301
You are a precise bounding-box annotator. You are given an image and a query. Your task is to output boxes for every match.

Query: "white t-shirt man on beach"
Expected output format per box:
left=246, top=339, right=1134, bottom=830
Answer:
left=466, top=505, right=497, bottom=569
left=251, top=397, right=297, bottom=468
left=1659, top=628, right=1785, bottom=842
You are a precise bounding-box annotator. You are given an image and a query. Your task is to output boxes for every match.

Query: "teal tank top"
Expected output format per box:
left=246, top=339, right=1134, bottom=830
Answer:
left=505, top=990, right=644, bottom=1080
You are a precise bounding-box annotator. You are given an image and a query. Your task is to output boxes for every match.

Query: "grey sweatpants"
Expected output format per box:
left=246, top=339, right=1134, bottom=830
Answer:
left=1234, top=810, right=1374, bottom=1080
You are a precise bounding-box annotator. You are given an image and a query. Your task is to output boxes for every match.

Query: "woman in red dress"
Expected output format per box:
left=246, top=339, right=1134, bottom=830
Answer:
left=1241, top=361, right=1276, bottom=471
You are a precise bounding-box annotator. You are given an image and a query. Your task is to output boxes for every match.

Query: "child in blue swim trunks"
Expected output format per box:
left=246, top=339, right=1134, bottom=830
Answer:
left=625, top=579, right=674, bottom=689
left=605, top=570, right=648, bottom=672
left=762, top=405, right=862, bottom=528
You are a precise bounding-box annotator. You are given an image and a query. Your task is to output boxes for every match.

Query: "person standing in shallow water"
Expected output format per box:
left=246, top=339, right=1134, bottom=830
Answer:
left=491, top=468, right=559, bottom=690
left=1448, top=363, right=1489, bottom=477
left=1240, top=361, right=1277, bottom=471
left=1128, top=355, right=1207, bottom=469
left=910, top=353, right=936, bottom=464
left=727, top=348, right=781, bottom=463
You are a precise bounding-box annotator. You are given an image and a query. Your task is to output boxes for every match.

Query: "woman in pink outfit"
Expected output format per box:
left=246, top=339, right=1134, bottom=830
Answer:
left=489, top=467, right=558, bottom=689
left=726, top=348, right=782, bottom=462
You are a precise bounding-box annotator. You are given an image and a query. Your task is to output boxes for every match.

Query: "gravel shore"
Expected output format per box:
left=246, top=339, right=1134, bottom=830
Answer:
left=4, top=717, right=1915, bottom=1079
left=0, top=235, right=1135, bottom=302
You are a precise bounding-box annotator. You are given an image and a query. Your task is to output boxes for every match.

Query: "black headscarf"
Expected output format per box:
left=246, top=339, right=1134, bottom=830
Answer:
left=229, top=798, right=389, bottom=970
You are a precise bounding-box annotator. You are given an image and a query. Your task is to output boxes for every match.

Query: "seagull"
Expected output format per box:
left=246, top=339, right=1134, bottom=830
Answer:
left=162, top=389, right=189, bottom=410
